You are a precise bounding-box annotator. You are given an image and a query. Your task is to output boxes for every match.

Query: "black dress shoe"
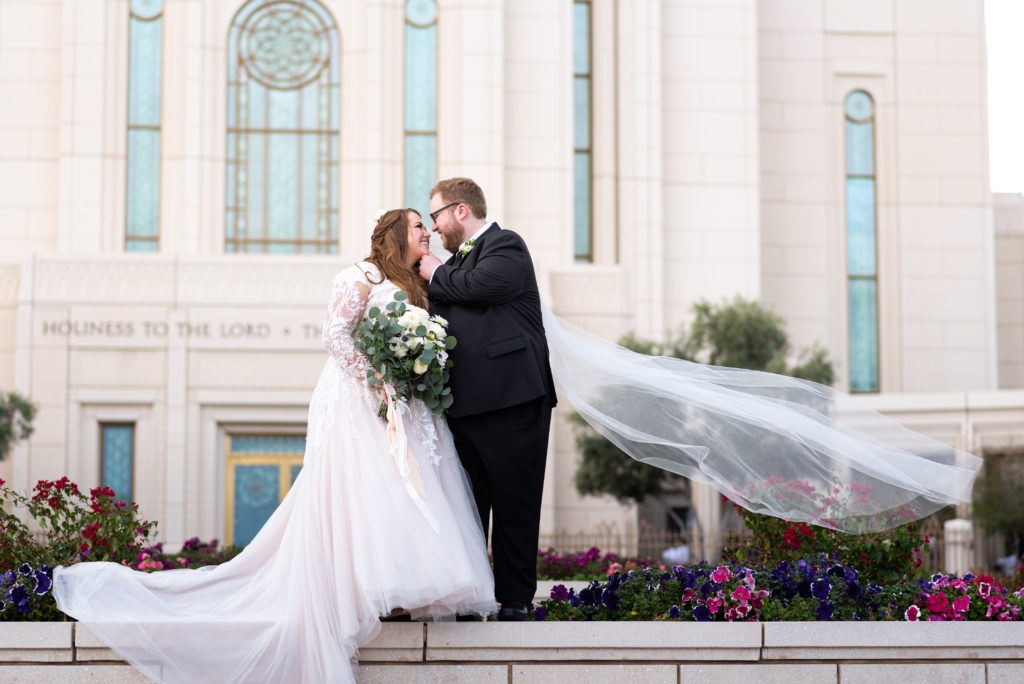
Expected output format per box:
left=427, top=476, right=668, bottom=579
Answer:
left=496, top=604, right=529, bottom=622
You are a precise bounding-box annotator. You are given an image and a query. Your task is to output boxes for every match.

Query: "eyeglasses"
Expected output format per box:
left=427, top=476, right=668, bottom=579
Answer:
left=429, top=202, right=460, bottom=223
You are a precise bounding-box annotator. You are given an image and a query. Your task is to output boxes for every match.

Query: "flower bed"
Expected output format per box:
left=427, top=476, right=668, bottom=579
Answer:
left=532, top=560, right=1024, bottom=622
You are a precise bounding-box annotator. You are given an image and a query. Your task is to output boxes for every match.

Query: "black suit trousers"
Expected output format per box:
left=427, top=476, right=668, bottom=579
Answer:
left=446, top=397, right=551, bottom=607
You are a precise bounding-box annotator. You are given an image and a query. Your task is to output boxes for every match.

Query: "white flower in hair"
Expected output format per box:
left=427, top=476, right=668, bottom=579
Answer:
left=372, top=208, right=387, bottom=225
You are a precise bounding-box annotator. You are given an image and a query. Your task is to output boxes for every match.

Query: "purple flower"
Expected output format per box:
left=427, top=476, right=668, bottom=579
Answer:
left=811, top=578, right=831, bottom=601
left=668, top=605, right=680, bottom=619
left=693, top=604, right=712, bottom=622
left=602, top=588, right=620, bottom=609
left=816, top=601, right=834, bottom=620
left=0, top=600, right=5, bottom=612
left=17, top=564, right=32, bottom=577
left=33, top=572, right=51, bottom=595
left=550, top=584, right=569, bottom=602
left=533, top=606, right=548, bottom=621
left=7, top=585, right=30, bottom=614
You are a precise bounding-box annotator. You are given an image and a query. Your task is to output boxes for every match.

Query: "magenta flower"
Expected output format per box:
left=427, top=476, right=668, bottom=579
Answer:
left=904, top=605, right=920, bottom=621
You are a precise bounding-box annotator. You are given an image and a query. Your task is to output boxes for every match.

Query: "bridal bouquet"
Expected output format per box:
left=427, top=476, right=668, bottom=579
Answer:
left=354, top=290, right=457, bottom=415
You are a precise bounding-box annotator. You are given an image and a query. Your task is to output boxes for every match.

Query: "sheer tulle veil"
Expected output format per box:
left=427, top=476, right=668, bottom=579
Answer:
left=541, top=304, right=981, bottom=533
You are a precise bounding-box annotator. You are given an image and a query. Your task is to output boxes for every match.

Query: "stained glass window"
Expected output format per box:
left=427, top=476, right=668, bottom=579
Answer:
left=844, top=90, right=878, bottom=392
left=226, top=0, right=340, bottom=254
left=125, top=0, right=164, bottom=252
left=225, top=434, right=306, bottom=545
left=405, top=0, right=438, bottom=220
left=101, top=423, right=135, bottom=503
left=573, top=0, right=592, bottom=262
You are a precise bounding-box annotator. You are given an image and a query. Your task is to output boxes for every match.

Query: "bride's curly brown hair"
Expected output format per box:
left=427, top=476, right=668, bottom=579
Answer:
left=364, top=208, right=429, bottom=310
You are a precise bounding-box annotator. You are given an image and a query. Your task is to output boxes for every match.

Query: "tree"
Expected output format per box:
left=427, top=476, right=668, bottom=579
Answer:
left=0, top=391, right=37, bottom=461
left=572, top=297, right=835, bottom=506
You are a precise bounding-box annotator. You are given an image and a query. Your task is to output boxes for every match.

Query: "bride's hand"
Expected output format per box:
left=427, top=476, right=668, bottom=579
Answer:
left=418, top=253, right=442, bottom=281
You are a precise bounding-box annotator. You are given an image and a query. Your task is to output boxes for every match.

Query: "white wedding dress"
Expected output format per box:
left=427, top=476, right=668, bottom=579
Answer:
left=53, top=262, right=496, bottom=683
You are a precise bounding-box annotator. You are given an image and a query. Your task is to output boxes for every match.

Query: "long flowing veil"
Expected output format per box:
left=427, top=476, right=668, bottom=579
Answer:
left=542, top=305, right=981, bottom=533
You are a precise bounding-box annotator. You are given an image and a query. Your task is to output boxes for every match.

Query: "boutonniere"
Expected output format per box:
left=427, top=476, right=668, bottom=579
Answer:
left=458, top=239, right=477, bottom=258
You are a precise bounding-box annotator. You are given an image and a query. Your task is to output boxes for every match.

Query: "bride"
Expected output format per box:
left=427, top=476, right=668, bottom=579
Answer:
left=54, top=209, right=496, bottom=683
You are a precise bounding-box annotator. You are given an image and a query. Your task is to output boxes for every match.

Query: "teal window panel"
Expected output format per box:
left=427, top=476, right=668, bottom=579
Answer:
left=404, top=23, right=437, bottom=132
left=126, top=129, right=160, bottom=242
left=844, top=90, right=874, bottom=122
left=845, top=120, right=875, bottom=176
left=233, top=465, right=279, bottom=546
left=405, top=0, right=437, bottom=25
left=848, top=279, right=879, bottom=392
left=268, top=87, right=300, bottom=130
left=290, top=464, right=303, bottom=486
left=573, top=2, right=590, bottom=75
left=230, top=436, right=306, bottom=453
left=574, top=77, right=590, bottom=150
left=127, top=14, right=163, bottom=127
left=266, top=132, right=300, bottom=241
left=247, top=132, right=265, bottom=240
left=845, top=177, right=876, bottom=276
left=574, top=152, right=591, bottom=260
left=405, top=135, right=437, bottom=221
left=101, top=424, right=135, bottom=503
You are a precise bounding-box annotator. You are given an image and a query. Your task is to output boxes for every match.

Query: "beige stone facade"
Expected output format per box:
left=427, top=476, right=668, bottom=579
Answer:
left=1, top=0, right=1022, bottom=556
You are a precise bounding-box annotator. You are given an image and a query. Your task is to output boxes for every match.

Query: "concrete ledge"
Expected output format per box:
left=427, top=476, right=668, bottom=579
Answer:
left=4, top=622, right=1024, bottom=683
left=75, top=624, right=122, bottom=662
left=0, top=665, right=151, bottom=683
left=360, top=623, right=425, bottom=662
left=0, top=622, right=72, bottom=662
left=425, top=622, right=762, bottom=661
left=764, top=622, right=1024, bottom=660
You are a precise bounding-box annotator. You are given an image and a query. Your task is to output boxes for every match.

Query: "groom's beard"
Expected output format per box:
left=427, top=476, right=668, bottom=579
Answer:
left=441, top=222, right=467, bottom=253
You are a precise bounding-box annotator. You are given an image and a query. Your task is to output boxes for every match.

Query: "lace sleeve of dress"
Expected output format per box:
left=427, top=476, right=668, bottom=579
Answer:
left=321, top=272, right=373, bottom=380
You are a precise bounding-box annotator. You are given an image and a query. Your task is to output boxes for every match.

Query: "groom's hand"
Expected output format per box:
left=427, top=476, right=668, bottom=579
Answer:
left=418, top=252, right=443, bottom=282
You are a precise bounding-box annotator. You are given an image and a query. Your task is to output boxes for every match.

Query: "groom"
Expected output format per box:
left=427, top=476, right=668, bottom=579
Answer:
left=418, top=177, right=556, bottom=621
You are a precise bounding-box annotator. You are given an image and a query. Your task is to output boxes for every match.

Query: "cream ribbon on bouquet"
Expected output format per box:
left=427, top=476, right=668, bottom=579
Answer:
left=383, top=383, right=441, bottom=534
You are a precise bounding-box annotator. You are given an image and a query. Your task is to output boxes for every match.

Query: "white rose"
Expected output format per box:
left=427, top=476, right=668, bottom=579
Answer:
left=427, top=322, right=445, bottom=338
left=413, top=359, right=428, bottom=375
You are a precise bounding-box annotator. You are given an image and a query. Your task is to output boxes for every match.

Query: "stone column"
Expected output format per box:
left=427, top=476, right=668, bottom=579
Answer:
left=944, top=518, right=973, bottom=576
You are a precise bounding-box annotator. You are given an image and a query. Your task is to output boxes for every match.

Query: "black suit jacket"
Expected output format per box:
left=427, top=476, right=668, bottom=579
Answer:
left=428, top=224, right=557, bottom=418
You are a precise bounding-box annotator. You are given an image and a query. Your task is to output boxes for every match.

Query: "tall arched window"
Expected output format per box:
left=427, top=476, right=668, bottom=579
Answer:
left=226, top=0, right=340, bottom=254
left=125, top=0, right=164, bottom=252
left=573, top=0, right=592, bottom=262
left=404, top=0, right=437, bottom=219
left=844, top=90, right=879, bottom=392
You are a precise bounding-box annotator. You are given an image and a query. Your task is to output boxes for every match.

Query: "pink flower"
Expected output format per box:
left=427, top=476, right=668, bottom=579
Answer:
left=925, top=592, right=948, bottom=612
left=732, top=586, right=751, bottom=601
left=978, top=582, right=991, bottom=597
left=711, top=566, right=732, bottom=583
left=951, top=596, right=970, bottom=613
left=926, top=614, right=948, bottom=621
left=904, top=605, right=920, bottom=621
left=707, top=597, right=723, bottom=613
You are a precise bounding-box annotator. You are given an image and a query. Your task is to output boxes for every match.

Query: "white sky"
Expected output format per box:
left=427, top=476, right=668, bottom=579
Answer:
left=986, top=0, right=1024, bottom=194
